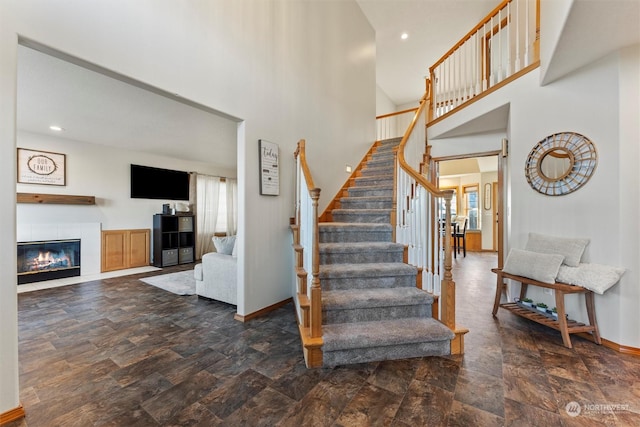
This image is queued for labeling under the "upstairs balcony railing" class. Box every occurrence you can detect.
[429,0,540,121]
[376,106,419,141]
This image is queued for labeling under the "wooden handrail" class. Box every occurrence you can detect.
[428,0,540,122]
[294,139,316,191]
[430,0,510,72]
[395,83,466,353]
[376,107,418,121]
[396,89,454,201]
[292,139,323,366]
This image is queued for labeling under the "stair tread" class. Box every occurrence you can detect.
[362,163,393,172]
[332,208,392,213]
[355,174,394,180]
[340,196,392,202]
[320,222,392,230]
[319,242,403,252]
[323,317,454,351]
[348,184,393,190]
[323,287,433,310]
[295,135,452,365]
[319,263,417,278]
[369,154,394,161]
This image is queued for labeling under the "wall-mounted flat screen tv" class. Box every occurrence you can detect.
[130,164,190,201]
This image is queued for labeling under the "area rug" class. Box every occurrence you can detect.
[139,270,195,295]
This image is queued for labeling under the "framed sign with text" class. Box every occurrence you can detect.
[259,139,279,196]
[17,148,66,186]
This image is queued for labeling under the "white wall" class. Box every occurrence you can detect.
[376,84,396,116]
[617,45,640,347]
[539,0,574,83]
[481,171,498,251]
[0,0,375,415]
[0,0,374,413]
[0,21,19,415]
[16,131,234,230]
[16,131,235,272]
[427,51,639,348]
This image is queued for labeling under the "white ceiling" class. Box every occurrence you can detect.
[17,44,239,168]
[356,0,498,106]
[16,1,640,168]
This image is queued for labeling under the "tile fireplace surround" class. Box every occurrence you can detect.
[17,222,101,279]
[16,222,161,293]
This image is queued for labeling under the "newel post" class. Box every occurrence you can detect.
[441,193,455,330]
[309,188,322,338]
[426,76,434,122]
[441,190,468,354]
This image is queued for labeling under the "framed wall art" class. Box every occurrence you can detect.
[484,183,491,210]
[17,148,66,186]
[525,132,597,196]
[259,139,279,196]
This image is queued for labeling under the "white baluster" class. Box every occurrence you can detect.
[481,22,489,91]
[498,7,503,83]
[515,0,521,72]
[525,0,530,67]
[506,2,511,78]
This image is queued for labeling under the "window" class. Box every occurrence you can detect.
[196,176,237,237]
[463,184,479,230]
[214,182,228,233]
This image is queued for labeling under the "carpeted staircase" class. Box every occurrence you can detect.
[319,137,454,366]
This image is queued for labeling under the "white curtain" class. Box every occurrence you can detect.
[195,174,221,259]
[225,178,238,236]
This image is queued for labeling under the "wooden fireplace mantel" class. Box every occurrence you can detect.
[17,193,96,205]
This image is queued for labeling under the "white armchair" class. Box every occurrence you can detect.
[193,236,237,305]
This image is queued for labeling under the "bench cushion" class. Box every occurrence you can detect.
[557,263,625,295]
[525,232,589,267]
[503,248,564,284]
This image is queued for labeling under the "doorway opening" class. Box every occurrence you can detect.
[433,151,503,267]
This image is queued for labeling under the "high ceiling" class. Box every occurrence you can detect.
[356,0,498,105]
[17,44,239,168]
[15,1,640,166]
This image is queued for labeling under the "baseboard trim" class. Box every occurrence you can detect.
[0,405,25,425]
[577,333,640,356]
[234,298,293,322]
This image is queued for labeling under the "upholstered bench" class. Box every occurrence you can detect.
[492,233,624,348]
[492,268,601,348]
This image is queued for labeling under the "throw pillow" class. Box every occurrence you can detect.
[557,263,625,295]
[212,235,236,255]
[503,248,564,284]
[525,232,590,267]
[231,237,238,258]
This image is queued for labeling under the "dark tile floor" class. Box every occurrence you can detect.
[7,253,640,426]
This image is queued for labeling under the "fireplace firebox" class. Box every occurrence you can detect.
[17,239,81,284]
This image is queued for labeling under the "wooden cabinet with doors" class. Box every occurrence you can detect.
[101,229,150,272]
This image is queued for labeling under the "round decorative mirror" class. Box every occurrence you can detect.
[525,132,597,196]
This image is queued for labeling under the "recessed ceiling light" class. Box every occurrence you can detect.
[401,32,409,40]
[49,125,64,131]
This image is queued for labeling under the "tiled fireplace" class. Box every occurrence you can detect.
[17,222,101,283]
[17,239,81,284]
